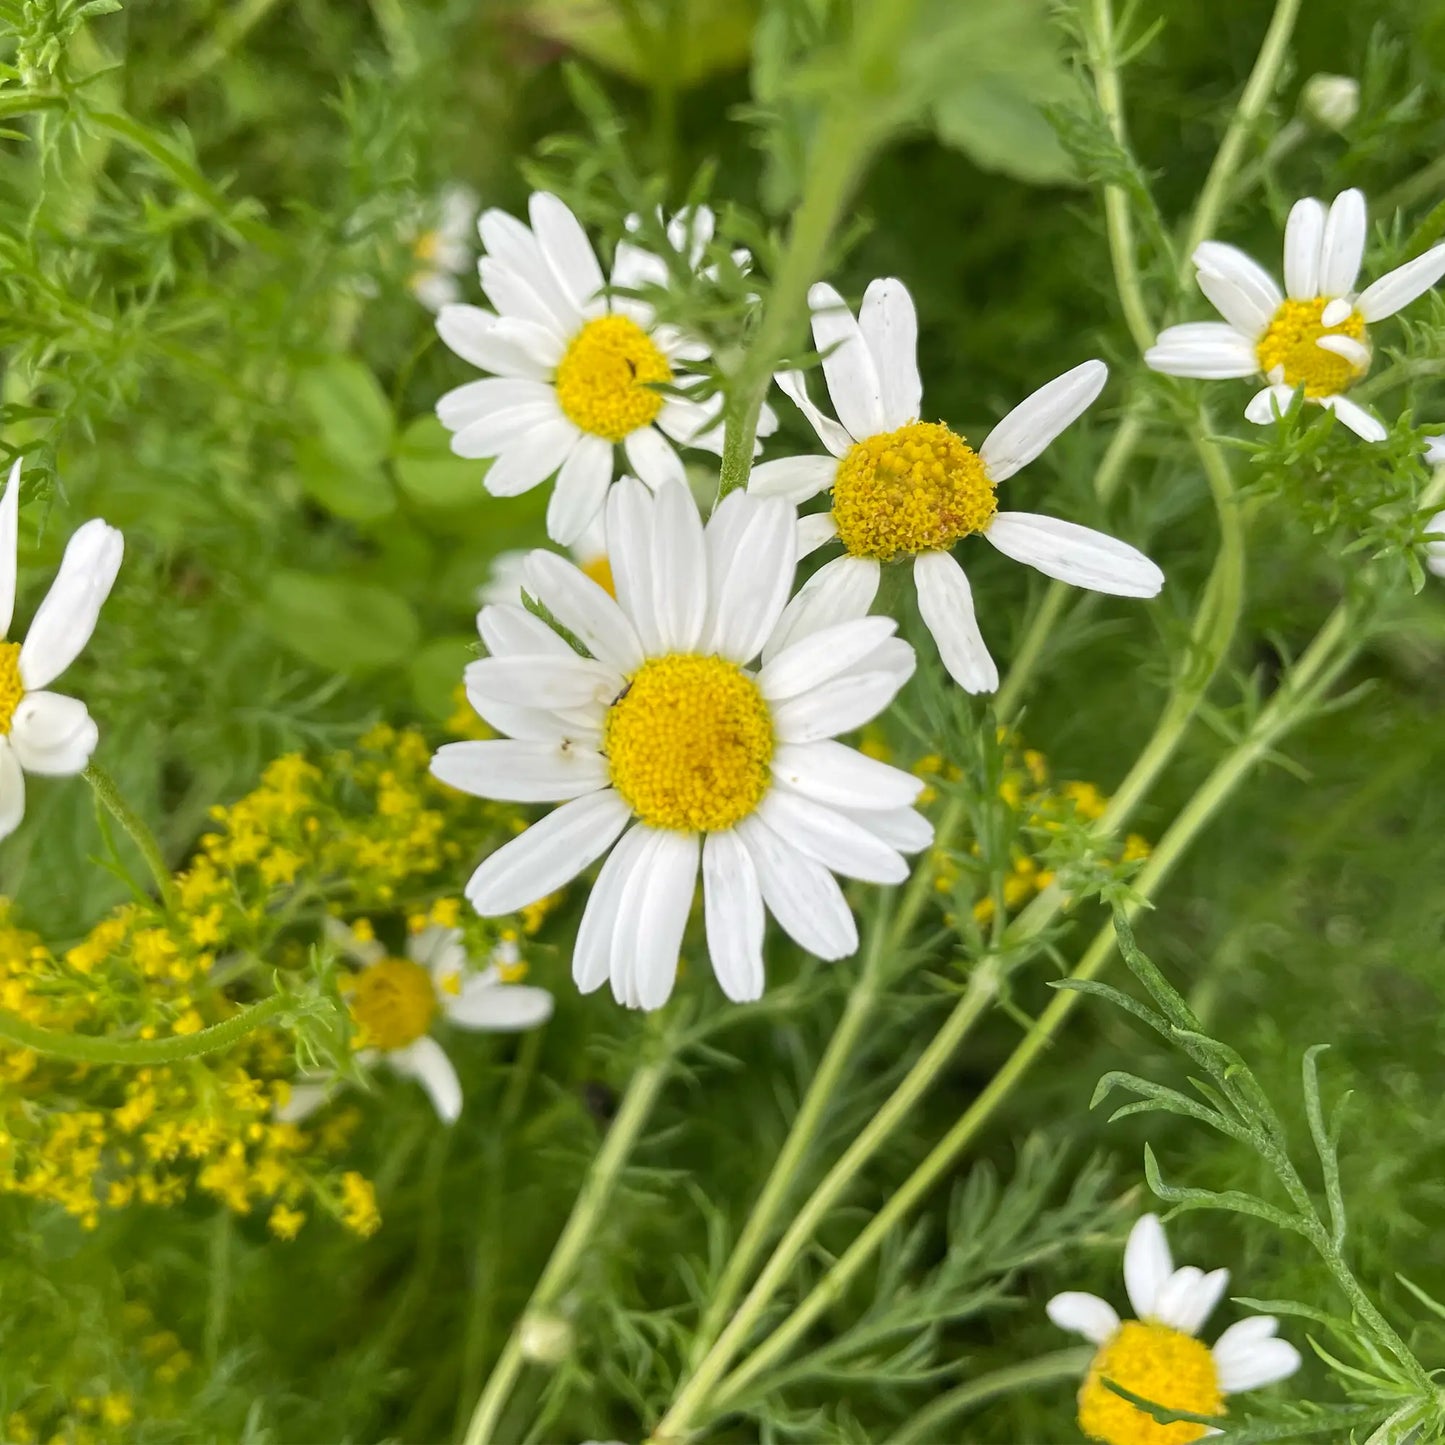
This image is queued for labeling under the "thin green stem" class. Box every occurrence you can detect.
[0,993,288,1065]
[460,1049,673,1445]
[84,762,180,914]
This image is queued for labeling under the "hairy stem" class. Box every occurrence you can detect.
[84,762,180,915]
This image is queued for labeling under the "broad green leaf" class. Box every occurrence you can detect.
[931,75,1076,186]
[261,571,420,675]
[295,438,396,522]
[295,359,394,468]
[393,414,490,510]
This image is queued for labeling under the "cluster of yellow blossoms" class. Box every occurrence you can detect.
[0,724,536,1239]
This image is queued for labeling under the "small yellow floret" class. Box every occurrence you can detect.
[1255,298,1368,397]
[0,641,23,734]
[554,314,672,442]
[832,420,996,560]
[1077,1320,1223,1445]
[605,654,773,832]
[346,957,437,1051]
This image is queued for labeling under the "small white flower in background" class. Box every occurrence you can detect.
[481,513,612,606]
[408,184,478,313]
[434,193,775,546]
[1048,1213,1301,1445]
[1421,438,1445,577]
[749,279,1163,695]
[281,919,553,1125]
[0,459,123,843]
[1145,188,1445,442]
[432,478,931,1010]
[1301,73,1359,132]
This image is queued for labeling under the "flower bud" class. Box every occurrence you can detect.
[1301,74,1359,131]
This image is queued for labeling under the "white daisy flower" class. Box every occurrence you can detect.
[434,193,773,547]
[409,184,478,312]
[481,513,612,606]
[282,920,554,1125]
[0,459,123,843]
[1047,1213,1301,1445]
[431,477,931,1010]
[748,279,1163,694]
[1145,189,1445,443]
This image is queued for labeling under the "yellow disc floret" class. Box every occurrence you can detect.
[0,641,22,734]
[605,654,773,832]
[346,957,438,1051]
[1255,298,1368,397]
[581,554,616,597]
[1077,1320,1224,1445]
[555,314,672,442]
[831,420,996,561]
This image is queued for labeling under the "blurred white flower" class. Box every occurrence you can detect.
[432,478,930,1009]
[1147,188,1445,442]
[750,279,1162,694]
[1301,73,1359,132]
[481,513,611,606]
[409,184,477,312]
[1048,1213,1301,1445]
[0,459,123,842]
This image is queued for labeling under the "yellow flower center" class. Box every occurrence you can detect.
[604,654,773,833]
[554,315,672,442]
[1077,1320,1224,1445]
[581,554,616,597]
[832,420,997,561]
[0,642,22,734]
[412,230,440,264]
[347,957,438,1051]
[1254,298,1369,397]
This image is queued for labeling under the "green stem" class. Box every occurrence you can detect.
[883,1348,1093,1445]
[0,993,288,1065]
[460,1050,673,1445]
[155,0,287,100]
[84,762,180,914]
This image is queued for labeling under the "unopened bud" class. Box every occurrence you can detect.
[519,1310,573,1365]
[1302,74,1359,132]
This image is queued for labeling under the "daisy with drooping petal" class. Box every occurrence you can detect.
[434,193,774,546]
[283,920,553,1125]
[431,477,931,1010]
[749,280,1163,694]
[1048,1213,1301,1445]
[1146,189,1445,442]
[0,459,124,843]
[408,184,478,312]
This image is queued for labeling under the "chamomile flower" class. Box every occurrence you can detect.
[408,184,477,312]
[749,280,1163,693]
[432,477,931,1009]
[1145,189,1445,442]
[1048,1214,1301,1445]
[283,920,553,1125]
[0,459,123,842]
[435,194,771,546]
[482,514,612,605]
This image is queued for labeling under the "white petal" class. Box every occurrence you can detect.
[389,1037,463,1125]
[858,277,922,430]
[772,740,923,810]
[612,828,698,1011]
[572,822,648,994]
[275,1080,334,1124]
[1170,1267,1230,1337]
[1315,334,1370,368]
[1153,1266,1205,1332]
[444,977,554,1031]
[325,915,385,967]
[748,453,838,503]
[1124,1213,1173,1319]
[736,814,858,960]
[651,480,708,651]
[772,668,909,743]
[762,554,879,663]
[1319,392,1387,442]
[604,476,663,653]
[451,402,564,459]
[979,360,1108,482]
[656,393,725,452]
[1046,1292,1120,1345]
[796,511,839,559]
[1319,189,1366,297]
[702,830,765,1002]
[477,601,574,659]
[757,789,908,883]
[1193,241,1283,332]
[478,209,579,330]
[1426,507,1445,578]
[702,494,797,663]
[486,421,578,500]
[522,549,643,672]
[1196,272,1273,340]
[913,550,998,694]
[7,691,98,776]
[478,257,572,335]
[834,803,932,852]
[437,376,556,431]
[436,305,559,377]
[545,434,615,547]
[410,924,466,975]
[412,271,461,313]
[1214,1322,1301,1394]
[1283,197,1326,299]
[430,738,609,803]
[529,192,605,311]
[775,369,854,458]
[466,790,631,914]
[18,518,123,690]
[624,426,685,489]
[0,738,25,843]
[0,458,19,639]
[809,281,885,440]
[757,617,898,702]
[985,513,1163,597]
[1321,297,1353,327]
[464,654,619,712]
[1356,243,1445,320]
[1144,325,1261,379]
[1244,382,1298,425]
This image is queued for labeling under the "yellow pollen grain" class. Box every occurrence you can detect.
[346,957,438,1051]
[1255,298,1368,398]
[554,314,672,442]
[1077,1320,1224,1445]
[605,653,773,833]
[831,420,996,561]
[0,641,23,734]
